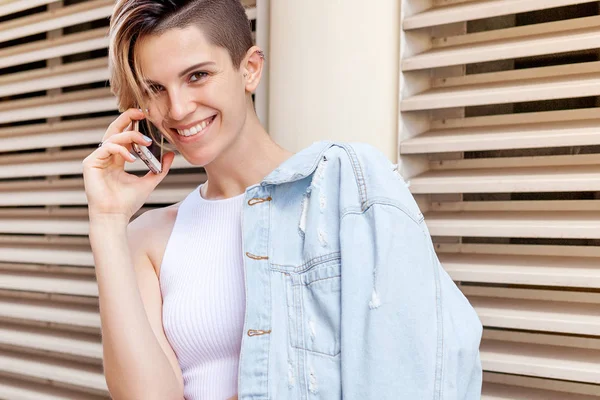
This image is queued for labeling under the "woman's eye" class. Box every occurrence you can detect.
[149,84,164,94]
[189,72,208,82]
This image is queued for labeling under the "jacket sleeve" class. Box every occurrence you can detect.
[339,201,483,399]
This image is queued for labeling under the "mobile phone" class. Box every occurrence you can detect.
[132,119,163,174]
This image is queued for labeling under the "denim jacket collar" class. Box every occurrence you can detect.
[260,140,333,186]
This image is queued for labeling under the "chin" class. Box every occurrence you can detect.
[178,141,225,168]
[181,150,216,168]
[172,120,241,168]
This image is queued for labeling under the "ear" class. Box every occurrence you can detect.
[240,45,264,93]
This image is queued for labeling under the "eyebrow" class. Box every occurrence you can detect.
[144,61,216,86]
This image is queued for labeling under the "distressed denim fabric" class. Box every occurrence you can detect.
[237,141,482,399]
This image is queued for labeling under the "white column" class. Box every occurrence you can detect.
[255,0,270,129]
[268,0,400,161]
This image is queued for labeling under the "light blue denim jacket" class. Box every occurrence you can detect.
[238,141,482,399]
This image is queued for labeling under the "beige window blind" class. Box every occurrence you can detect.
[401,0,600,398]
[0,1,256,398]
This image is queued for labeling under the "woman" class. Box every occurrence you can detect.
[83,0,483,399]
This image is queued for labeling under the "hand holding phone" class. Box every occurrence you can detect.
[131,119,164,174]
[83,108,175,222]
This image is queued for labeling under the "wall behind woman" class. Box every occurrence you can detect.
[399,1,600,398]
[268,0,401,161]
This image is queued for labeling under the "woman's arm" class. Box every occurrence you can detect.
[90,214,184,400]
[83,108,181,399]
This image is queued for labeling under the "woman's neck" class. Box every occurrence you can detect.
[201,113,294,200]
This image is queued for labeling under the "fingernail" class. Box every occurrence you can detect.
[129,152,136,161]
[142,134,152,142]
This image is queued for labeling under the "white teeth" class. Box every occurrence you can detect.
[176,116,213,137]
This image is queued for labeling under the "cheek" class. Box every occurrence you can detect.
[214,85,246,121]
[154,122,175,144]
[215,75,246,104]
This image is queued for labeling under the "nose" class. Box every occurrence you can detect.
[166,87,195,121]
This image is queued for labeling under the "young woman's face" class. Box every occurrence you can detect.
[136,25,249,166]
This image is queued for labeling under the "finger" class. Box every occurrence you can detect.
[161,151,176,173]
[96,142,137,164]
[104,130,153,151]
[103,108,146,141]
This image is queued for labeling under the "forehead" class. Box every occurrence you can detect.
[136,25,229,79]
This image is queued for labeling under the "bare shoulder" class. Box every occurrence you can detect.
[127,202,181,275]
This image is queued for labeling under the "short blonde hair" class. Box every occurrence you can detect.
[109,0,254,111]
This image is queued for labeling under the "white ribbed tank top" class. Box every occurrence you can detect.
[159,184,246,400]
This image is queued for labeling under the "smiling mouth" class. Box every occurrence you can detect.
[173,115,216,137]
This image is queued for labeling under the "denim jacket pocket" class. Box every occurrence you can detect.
[286,256,341,357]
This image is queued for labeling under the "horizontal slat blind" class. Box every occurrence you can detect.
[401,1,600,398]
[0,1,257,397]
